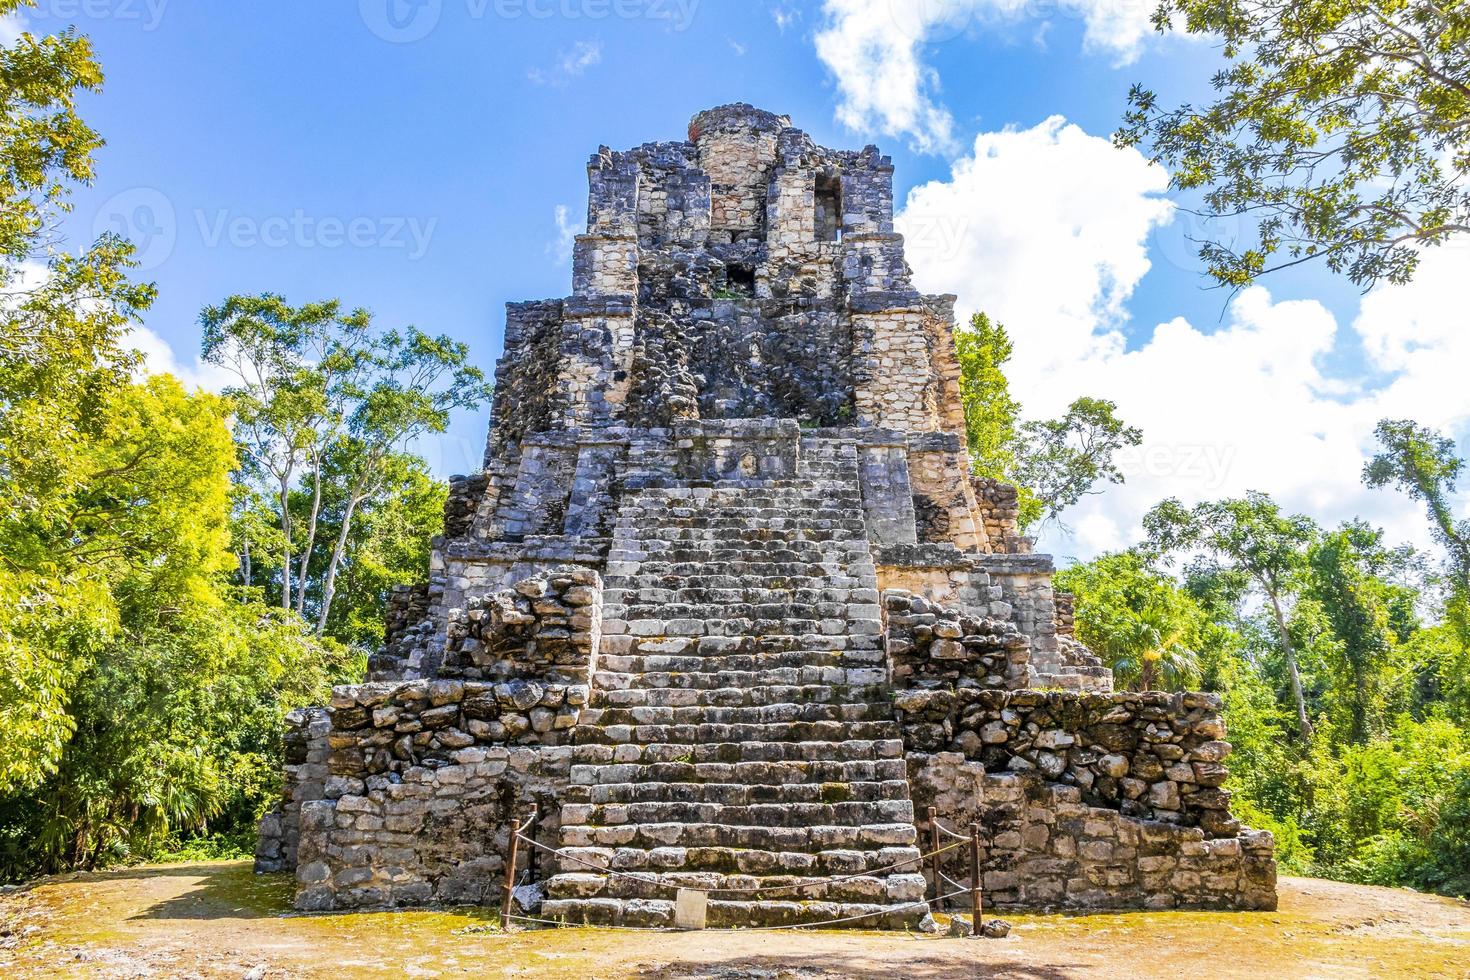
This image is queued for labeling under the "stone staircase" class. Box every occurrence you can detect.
[542,439,929,928]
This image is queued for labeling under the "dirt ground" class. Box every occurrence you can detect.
[1,862,1467,979]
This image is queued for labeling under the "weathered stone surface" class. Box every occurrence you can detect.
[259,103,1274,924]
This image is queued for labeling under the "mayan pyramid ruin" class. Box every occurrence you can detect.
[255,104,1277,928]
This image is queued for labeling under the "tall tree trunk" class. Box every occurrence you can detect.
[315,493,362,636]
[278,475,293,611]
[241,536,252,588]
[1268,591,1314,747]
[294,452,323,617]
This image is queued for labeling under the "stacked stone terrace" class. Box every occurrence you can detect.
[258,105,1275,923]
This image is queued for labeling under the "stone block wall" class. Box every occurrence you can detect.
[291,678,585,910]
[896,689,1244,836]
[971,477,1031,555]
[439,567,602,687]
[908,755,1276,911]
[883,590,1029,691]
[254,707,329,875]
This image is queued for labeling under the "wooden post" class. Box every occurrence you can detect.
[500,806,526,930]
[969,822,983,937]
[927,805,943,911]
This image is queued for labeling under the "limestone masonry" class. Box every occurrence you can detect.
[255,104,1276,928]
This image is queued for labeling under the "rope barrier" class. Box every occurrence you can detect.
[516,831,966,897]
[930,818,970,842]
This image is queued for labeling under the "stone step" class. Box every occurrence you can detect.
[581,701,895,728]
[564,776,911,806]
[594,651,885,676]
[593,683,889,709]
[546,869,926,905]
[554,819,919,852]
[604,587,879,605]
[570,738,906,767]
[591,667,882,692]
[550,845,921,879]
[555,798,915,829]
[539,896,928,930]
[613,601,881,622]
[572,719,901,745]
[603,618,872,640]
[567,757,908,789]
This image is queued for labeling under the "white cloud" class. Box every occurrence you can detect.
[549,204,583,265]
[813,0,1163,152]
[527,40,603,87]
[894,116,1470,562]
[0,8,24,45]
[898,115,1173,391]
[128,325,233,392]
[771,4,799,33]
[814,0,959,155]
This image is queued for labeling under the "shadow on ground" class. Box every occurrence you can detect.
[628,951,1087,980]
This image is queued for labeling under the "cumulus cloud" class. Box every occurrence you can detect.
[814,0,959,155]
[128,325,234,392]
[528,40,603,87]
[898,116,1173,392]
[814,0,1162,152]
[893,116,1470,561]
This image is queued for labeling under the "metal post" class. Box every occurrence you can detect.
[500,805,527,930]
[969,822,983,937]
[927,805,943,911]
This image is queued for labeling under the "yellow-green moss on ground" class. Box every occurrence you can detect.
[1,862,1467,978]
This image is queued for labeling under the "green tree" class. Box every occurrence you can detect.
[1014,397,1143,529]
[305,454,445,646]
[1364,420,1470,603]
[0,2,156,793]
[202,295,491,634]
[954,313,1025,495]
[1306,522,1418,743]
[953,312,1141,530]
[1146,493,1321,745]
[1118,0,1470,289]
[1057,551,1204,691]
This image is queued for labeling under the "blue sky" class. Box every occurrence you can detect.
[14,0,1467,561]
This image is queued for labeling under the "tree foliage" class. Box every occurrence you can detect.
[1118,0,1470,289]
[202,294,490,635]
[0,8,352,877]
[953,311,1142,530]
[1056,551,1205,691]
